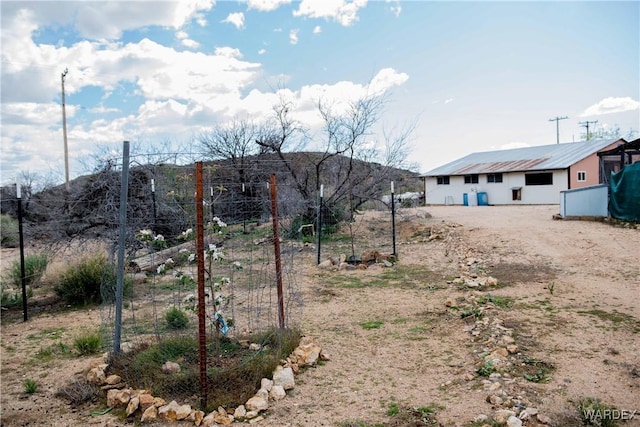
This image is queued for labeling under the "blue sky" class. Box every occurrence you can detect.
[1,0,639,187]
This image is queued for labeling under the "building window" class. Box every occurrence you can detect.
[436,176,450,185]
[525,172,553,185]
[487,173,503,183]
[464,174,479,184]
[577,171,586,182]
[512,188,522,201]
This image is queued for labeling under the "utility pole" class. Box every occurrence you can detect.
[579,120,598,141]
[61,68,70,192]
[548,116,568,144]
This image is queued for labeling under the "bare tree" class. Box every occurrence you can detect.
[198,118,266,184]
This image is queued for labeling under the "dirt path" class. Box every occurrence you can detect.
[1,205,639,426]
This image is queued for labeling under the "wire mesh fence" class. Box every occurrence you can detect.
[2,146,411,411]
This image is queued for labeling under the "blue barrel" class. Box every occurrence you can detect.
[477,192,488,206]
[463,193,468,206]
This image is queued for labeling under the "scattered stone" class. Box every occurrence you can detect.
[249,343,262,351]
[494,409,516,424]
[233,405,247,421]
[518,411,531,420]
[269,385,286,401]
[158,400,191,421]
[186,410,204,426]
[153,397,166,407]
[104,374,122,385]
[245,389,269,412]
[489,382,502,392]
[161,361,181,374]
[107,388,131,408]
[272,365,295,390]
[506,345,518,354]
[126,395,140,417]
[249,415,265,424]
[487,395,503,406]
[473,414,489,423]
[317,259,334,269]
[339,262,356,270]
[507,415,523,427]
[140,405,158,423]
[209,407,232,425]
[260,378,273,392]
[86,365,107,384]
[245,410,260,420]
[292,340,322,366]
[138,393,155,412]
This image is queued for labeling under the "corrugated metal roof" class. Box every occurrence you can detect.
[423,138,624,176]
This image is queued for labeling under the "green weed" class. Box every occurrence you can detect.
[23,379,38,394]
[360,320,383,330]
[476,360,495,377]
[165,306,189,330]
[74,331,102,356]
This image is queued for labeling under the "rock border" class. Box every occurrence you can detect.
[83,336,328,425]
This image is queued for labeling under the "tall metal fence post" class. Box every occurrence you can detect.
[391,181,397,257]
[113,140,130,356]
[151,178,157,231]
[270,174,285,329]
[16,183,27,322]
[195,162,208,409]
[316,185,323,265]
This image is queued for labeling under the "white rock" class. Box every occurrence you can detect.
[245,389,269,412]
[161,361,181,374]
[272,366,295,390]
[126,395,139,417]
[260,378,273,391]
[140,405,158,422]
[233,405,247,420]
[494,409,516,424]
[269,385,286,401]
[507,415,523,427]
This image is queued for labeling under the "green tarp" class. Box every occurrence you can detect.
[609,162,640,222]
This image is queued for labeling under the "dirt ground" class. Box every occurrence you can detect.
[1,205,639,426]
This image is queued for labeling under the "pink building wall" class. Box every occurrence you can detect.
[568,140,624,189]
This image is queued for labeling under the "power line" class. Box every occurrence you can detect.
[61,68,70,192]
[579,120,598,141]
[548,116,569,144]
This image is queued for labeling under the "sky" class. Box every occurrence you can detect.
[1,0,639,187]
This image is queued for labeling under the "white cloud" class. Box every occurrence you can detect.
[258,48,267,55]
[313,25,322,34]
[386,0,402,17]
[0,2,413,183]
[293,0,367,26]
[215,47,243,59]
[0,1,215,40]
[289,29,299,45]
[182,39,200,49]
[246,0,292,12]
[444,98,453,104]
[368,68,409,95]
[580,97,640,117]
[222,12,245,29]
[176,30,200,48]
[89,106,120,114]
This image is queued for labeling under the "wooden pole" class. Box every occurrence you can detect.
[270,174,285,329]
[195,162,208,409]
